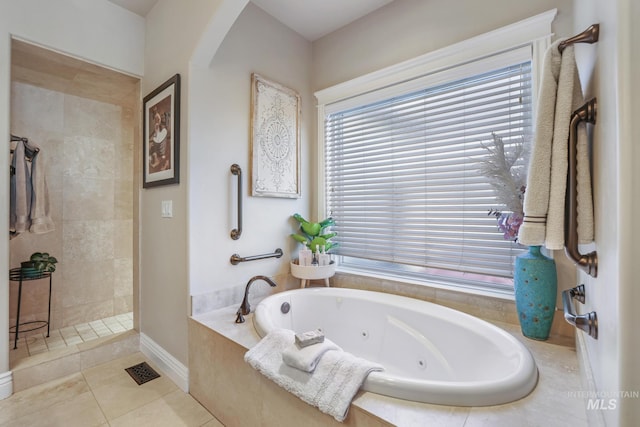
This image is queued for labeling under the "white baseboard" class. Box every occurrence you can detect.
[140,333,189,393]
[576,331,605,426]
[0,370,12,400]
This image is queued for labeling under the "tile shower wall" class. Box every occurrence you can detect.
[9,82,133,333]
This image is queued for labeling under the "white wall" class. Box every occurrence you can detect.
[574,0,640,425]
[312,0,574,92]
[141,0,226,368]
[0,0,144,400]
[0,5,11,400]
[188,2,312,297]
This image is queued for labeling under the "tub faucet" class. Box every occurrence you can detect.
[235,275,277,323]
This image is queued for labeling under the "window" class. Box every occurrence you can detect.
[316,11,555,296]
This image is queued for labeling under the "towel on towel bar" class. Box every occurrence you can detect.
[245,329,383,422]
[282,337,342,373]
[518,40,594,249]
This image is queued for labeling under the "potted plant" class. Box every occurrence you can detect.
[289,214,337,286]
[29,252,58,273]
[290,213,337,252]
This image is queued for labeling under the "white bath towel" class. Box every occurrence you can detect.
[282,337,342,373]
[518,40,594,249]
[245,329,383,422]
[29,149,55,234]
[10,141,32,236]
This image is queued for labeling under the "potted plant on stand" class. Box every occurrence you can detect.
[21,252,58,278]
[289,214,337,287]
[479,133,557,341]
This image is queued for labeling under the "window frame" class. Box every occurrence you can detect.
[314,9,557,299]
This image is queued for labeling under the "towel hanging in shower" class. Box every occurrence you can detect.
[10,138,55,238]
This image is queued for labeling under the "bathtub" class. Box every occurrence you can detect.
[253,287,538,406]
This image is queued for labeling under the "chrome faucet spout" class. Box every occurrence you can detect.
[235,275,278,323]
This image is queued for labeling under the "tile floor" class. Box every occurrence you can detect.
[0,352,223,427]
[10,313,134,363]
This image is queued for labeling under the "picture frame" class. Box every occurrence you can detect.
[143,74,180,188]
[250,73,301,198]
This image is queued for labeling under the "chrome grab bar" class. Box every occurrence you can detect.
[564,98,598,277]
[230,248,283,265]
[230,164,242,240]
[562,285,597,339]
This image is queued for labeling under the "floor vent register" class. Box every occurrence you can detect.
[125,362,161,385]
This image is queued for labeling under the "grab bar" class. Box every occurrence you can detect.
[230,164,242,240]
[564,98,598,277]
[562,285,598,339]
[230,248,283,265]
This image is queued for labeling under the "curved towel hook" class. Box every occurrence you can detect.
[564,98,597,277]
[230,164,242,240]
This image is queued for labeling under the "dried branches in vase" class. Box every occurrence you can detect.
[479,133,529,241]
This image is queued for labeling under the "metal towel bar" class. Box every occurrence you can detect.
[564,98,598,277]
[230,164,242,240]
[558,24,600,53]
[230,248,283,265]
[562,285,598,339]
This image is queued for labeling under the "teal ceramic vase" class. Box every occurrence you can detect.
[514,245,557,340]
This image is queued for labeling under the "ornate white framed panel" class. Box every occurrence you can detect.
[250,73,301,198]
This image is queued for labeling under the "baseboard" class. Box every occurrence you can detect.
[0,370,12,400]
[576,331,606,426]
[140,333,189,392]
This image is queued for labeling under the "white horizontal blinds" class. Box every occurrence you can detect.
[325,60,532,278]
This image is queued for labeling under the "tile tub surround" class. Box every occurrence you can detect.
[190,305,587,427]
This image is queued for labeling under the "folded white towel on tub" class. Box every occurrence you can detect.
[282,337,342,373]
[245,329,383,422]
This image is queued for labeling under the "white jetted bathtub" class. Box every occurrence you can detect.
[253,287,538,406]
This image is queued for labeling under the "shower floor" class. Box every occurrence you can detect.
[9,312,133,362]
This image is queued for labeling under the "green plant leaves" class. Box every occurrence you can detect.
[29,252,58,272]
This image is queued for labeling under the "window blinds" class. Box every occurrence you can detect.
[325,61,532,280]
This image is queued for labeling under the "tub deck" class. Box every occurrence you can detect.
[189,305,587,427]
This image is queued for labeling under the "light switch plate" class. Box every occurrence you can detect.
[161,200,173,218]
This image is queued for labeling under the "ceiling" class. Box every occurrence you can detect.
[250,0,394,41]
[107,0,394,41]
[107,0,159,18]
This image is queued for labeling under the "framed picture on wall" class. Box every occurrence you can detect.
[250,73,301,198]
[143,74,180,188]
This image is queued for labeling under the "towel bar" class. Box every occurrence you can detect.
[562,285,597,339]
[230,164,242,240]
[564,98,598,277]
[558,24,600,53]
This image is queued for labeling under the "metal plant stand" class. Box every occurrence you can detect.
[9,268,52,349]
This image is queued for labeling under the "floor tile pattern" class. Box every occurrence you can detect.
[0,352,222,427]
[10,313,133,361]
